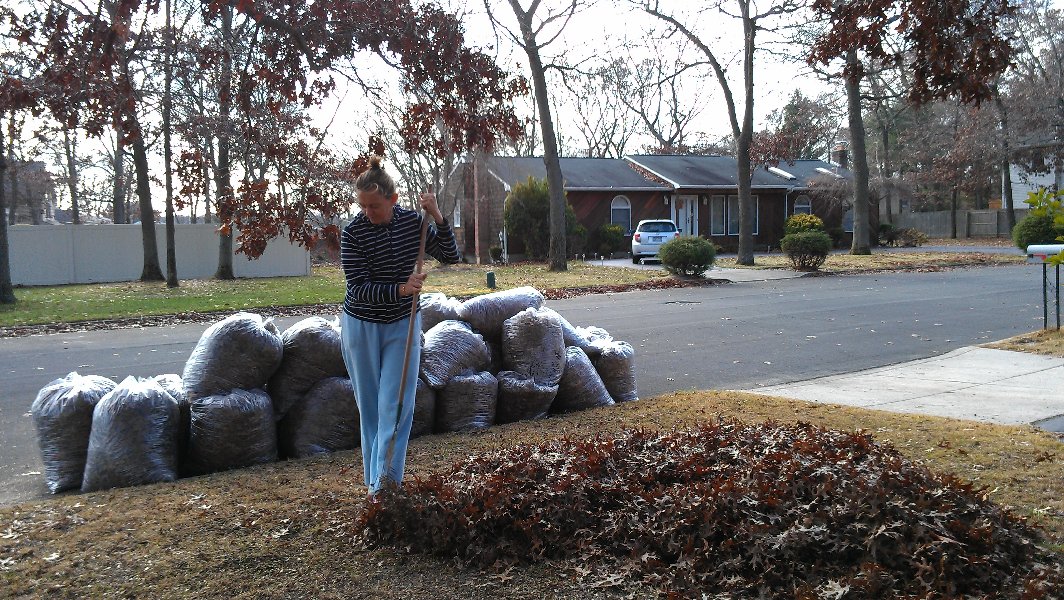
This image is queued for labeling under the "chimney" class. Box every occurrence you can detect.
[831,141,848,169]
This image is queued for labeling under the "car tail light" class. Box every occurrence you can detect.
[634,233,641,242]
[674,232,680,238]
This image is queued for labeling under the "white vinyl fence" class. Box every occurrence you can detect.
[9,224,311,286]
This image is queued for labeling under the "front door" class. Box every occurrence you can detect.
[675,195,698,235]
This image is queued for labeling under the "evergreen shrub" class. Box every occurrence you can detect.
[658,236,716,277]
[780,230,832,271]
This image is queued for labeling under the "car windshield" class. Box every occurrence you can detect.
[639,222,676,233]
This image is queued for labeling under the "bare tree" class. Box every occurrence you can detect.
[640,0,805,265]
[608,52,707,153]
[484,0,588,271]
[562,59,641,158]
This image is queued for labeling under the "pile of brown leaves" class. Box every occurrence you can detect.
[359,421,1062,598]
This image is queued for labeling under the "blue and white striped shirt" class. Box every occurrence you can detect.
[341,205,461,323]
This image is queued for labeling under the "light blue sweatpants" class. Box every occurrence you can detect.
[340,312,420,494]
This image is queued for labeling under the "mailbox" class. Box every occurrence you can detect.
[1028,244,1063,331]
[1026,244,1064,264]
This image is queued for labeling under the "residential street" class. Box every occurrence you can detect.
[0,263,1047,506]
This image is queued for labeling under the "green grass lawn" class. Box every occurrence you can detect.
[0,262,667,327]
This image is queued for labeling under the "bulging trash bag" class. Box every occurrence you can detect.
[278,377,358,459]
[553,347,615,414]
[411,378,436,438]
[496,371,557,424]
[420,320,491,389]
[538,306,614,358]
[268,317,347,419]
[501,307,565,386]
[420,292,463,333]
[184,388,277,475]
[436,371,497,433]
[538,307,600,356]
[81,376,180,492]
[31,372,116,493]
[152,374,191,470]
[182,312,284,400]
[456,286,544,342]
[593,341,638,403]
[579,326,615,357]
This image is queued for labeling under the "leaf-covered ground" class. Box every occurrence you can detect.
[361,422,1061,597]
[2,392,1061,599]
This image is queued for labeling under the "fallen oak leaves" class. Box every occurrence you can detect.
[357,421,1063,598]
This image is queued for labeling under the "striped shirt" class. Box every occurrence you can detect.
[340,205,461,323]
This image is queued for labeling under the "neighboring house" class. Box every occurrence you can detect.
[1008,164,1057,206]
[625,155,855,251]
[2,160,56,225]
[452,154,856,259]
[452,155,671,261]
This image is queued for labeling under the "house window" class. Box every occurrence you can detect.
[727,195,759,236]
[792,195,812,215]
[611,195,632,233]
[842,204,854,233]
[710,195,725,235]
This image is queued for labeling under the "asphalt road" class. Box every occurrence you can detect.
[0,263,1046,506]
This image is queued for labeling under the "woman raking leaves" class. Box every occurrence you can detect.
[340,156,460,499]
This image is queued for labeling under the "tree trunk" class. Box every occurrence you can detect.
[6,118,16,225]
[63,129,80,225]
[735,0,757,266]
[131,133,164,281]
[846,50,872,255]
[880,122,893,225]
[215,5,235,280]
[163,0,178,288]
[521,31,567,272]
[0,119,15,304]
[113,128,126,224]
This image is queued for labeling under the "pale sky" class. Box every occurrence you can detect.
[317,0,837,158]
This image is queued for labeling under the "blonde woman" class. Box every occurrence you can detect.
[340,156,460,498]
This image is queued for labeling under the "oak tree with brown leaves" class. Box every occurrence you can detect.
[8,0,525,274]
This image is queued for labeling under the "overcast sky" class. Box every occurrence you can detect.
[317,0,836,157]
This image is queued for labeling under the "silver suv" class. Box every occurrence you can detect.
[631,219,679,263]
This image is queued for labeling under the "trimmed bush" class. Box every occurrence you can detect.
[658,235,716,277]
[783,213,825,235]
[1013,212,1063,251]
[780,230,832,271]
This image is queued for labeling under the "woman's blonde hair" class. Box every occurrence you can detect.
[354,155,397,199]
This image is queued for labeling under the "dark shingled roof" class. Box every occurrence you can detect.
[626,155,789,189]
[483,156,670,192]
[760,159,854,189]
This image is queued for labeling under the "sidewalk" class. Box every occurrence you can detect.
[744,347,1064,432]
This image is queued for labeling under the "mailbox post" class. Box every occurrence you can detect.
[1026,244,1064,330]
